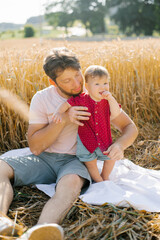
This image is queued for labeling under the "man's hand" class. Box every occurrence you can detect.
[67,106,91,126]
[103,142,124,161]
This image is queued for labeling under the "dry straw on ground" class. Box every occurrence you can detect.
[0,38,160,239]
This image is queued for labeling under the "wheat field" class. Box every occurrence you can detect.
[0,38,160,239]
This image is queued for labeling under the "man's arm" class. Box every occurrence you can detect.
[28,106,91,155]
[103,110,138,161]
[27,121,66,156]
[102,91,121,120]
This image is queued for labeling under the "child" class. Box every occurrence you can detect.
[52,65,121,182]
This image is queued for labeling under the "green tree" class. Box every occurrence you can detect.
[107,0,158,36]
[45,0,107,34]
[45,0,75,34]
[73,0,107,34]
[24,25,35,38]
[45,11,74,35]
[154,0,160,32]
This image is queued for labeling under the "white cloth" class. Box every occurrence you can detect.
[1,148,160,212]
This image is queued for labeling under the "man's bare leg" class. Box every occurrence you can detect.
[0,160,14,215]
[38,174,85,224]
[17,175,81,239]
[0,160,23,237]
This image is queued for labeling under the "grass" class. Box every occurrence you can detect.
[0,38,159,239]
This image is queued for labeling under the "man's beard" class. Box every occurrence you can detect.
[57,83,83,97]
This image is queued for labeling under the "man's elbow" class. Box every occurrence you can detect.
[28,141,42,156]
[134,124,139,139]
[30,148,42,156]
[127,122,139,139]
[135,124,139,135]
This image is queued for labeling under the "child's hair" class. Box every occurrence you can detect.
[84,65,110,83]
[43,47,80,82]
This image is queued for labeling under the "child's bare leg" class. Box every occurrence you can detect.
[84,159,103,182]
[101,159,116,181]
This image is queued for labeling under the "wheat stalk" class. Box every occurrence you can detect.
[0,88,29,122]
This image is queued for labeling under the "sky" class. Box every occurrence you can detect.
[0,0,48,24]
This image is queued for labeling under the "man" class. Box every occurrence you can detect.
[0,47,138,240]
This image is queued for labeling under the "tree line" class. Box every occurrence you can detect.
[45,0,160,36]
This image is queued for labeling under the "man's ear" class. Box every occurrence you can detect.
[49,79,56,86]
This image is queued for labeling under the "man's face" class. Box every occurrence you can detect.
[55,68,84,98]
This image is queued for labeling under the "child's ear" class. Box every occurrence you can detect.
[49,79,56,86]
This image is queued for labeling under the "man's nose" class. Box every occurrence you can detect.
[73,77,81,88]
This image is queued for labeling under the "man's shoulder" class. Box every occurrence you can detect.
[32,86,55,99]
[35,85,54,95]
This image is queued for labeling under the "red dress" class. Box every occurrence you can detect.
[67,93,113,153]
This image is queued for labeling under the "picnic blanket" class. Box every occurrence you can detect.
[1,148,160,212]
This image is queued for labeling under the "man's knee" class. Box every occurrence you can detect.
[57,174,84,195]
[0,160,14,179]
[66,174,84,189]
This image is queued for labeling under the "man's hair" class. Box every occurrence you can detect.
[43,47,81,82]
[84,65,110,83]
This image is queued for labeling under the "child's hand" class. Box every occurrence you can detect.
[52,113,62,124]
[101,91,112,100]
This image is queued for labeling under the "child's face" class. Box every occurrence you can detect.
[85,75,109,101]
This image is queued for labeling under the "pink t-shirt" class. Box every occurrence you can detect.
[67,93,113,153]
[29,86,78,154]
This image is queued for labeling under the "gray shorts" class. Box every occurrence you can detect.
[77,135,110,162]
[1,152,91,192]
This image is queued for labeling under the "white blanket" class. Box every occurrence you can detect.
[1,148,160,212]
